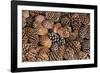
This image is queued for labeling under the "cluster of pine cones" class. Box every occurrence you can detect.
[22,10,90,62]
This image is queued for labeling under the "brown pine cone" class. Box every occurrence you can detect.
[57,27,69,38]
[36,25,48,35]
[64,47,75,60]
[22,10,29,28]
[39,35,52,48]
[42,20,54,29]
[29,10,44,16]
[53,23,61,33]
[49,45,65,61]
[81,40,90,53]
[35,15,45,23]
[79,25,90,39]
[71,13,82,31]
[45,12,61,22]
[78,51,90,59]
[80,14,90,25]
[22,10,29,18]
[67,41,81,54]
[61,16,70,26]
[28,34,39,47]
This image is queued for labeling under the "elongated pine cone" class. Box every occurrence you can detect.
[42,20,54,29]
[71,13,82,31]
[81,40,90,53]
[79,25,90,39]
[45,12,61,22]
[39,35,52,48]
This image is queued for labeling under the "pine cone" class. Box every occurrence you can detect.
[71,13,82,31]
[61,16,70,26]
[48,32,65,45]
[22,10,29,18]
[28,34,39,47]
[64,47,75,60]
[53,23,61,33]
[25,16,33,27]
[57,27,69,38]
[49,45,65,61]
[78,51,89,59]
[35,15,45,23]
[67,41,81,54]
[79,25,90,39]
[80,14,90,25]
[36,25,48,35]
[42,20,54,29]
[29,10,44,16]
[39,35,52,48]
[81,40,90,53]
[45,12,61,22]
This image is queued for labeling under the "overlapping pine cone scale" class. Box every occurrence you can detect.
[22,10,90,62]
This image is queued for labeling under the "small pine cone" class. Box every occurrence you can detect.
[68,41,81,54]
[57,27,69,38]
[53,23,61,33]
[48,32,65,45]
[71,13,82,31]
[36,25,48,35]
[64,47,75,60]
[84,25,90,39]
[50,43,59,51]
[49,51,62,61]
[22,10,29,28]
[35,15,45,23]
[42,20,54,29]
[61,16,70,26]
[23,27,37,37]
[39,35,52,48]
[28,34,39,47]
[49,45,65,61]
[39,47,50,55]
[26,16,33,27]
[22,43,32,53]
[80,14,90,25]
[25,52,37,62]
[45,12,61,22]
[29,10,44,16]
[81,40,90,53]
[22,35,28,44]
[48,32,60,43]
[78,51,89,59]
[66,30,78,41]
[58,45,65,59]
[22,16,27,28]
[79,25,90,39]
[64,25,72,32]
[22,10,29,18]
[36,53,49,61]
